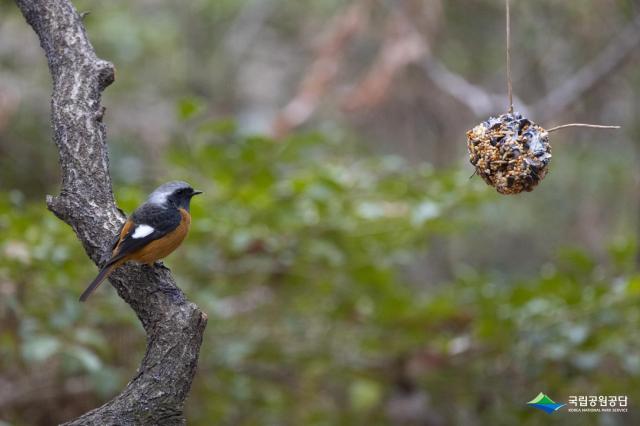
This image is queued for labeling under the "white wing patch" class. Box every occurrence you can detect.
[131,224,154,239]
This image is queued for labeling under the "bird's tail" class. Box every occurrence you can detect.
[79,260,121,302]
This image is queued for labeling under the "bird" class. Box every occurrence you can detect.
[79,181,202,301]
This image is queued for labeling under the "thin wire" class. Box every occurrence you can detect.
[547,123,621,133]
[506,0,513,113]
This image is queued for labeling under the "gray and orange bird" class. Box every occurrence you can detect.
[79,181,202,301]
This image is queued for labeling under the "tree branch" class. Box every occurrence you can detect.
[421,57,530,117]
[14,1,207,424]
[422,13,640,121]
[271,0,370,138]
[533,13,640,122]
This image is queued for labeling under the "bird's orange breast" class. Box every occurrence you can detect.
[128,208,191,265]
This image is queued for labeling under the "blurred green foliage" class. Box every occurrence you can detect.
[2,0,640,424]
[172,120,488,424]
[2,117,640,424]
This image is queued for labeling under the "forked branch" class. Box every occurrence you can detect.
[14,0,207,424]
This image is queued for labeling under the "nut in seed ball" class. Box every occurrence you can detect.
[466,112,551,194]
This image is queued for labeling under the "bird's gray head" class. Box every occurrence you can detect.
[148,181,202,211]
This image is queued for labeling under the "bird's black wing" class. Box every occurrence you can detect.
[80,205,181,301]
[108,204,181,264]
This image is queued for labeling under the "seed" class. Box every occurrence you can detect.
[466,111,552,195]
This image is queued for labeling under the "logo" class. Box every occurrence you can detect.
[527,392,566,414]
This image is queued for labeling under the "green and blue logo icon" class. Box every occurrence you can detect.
[527,392,566,414]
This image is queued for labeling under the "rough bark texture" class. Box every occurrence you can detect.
[13,1,208,424]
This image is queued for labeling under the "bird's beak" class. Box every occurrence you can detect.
[192,190,203,196]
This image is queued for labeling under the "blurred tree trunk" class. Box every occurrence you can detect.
[13,0,207,424]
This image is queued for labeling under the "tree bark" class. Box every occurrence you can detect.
[13,1,208,424]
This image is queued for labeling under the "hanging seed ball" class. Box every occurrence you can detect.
[466,111,552,195]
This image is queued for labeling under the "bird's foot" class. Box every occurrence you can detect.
[153,261,169,270]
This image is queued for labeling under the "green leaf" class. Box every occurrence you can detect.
[349,378,382,412]
[177,97,204,121]
[66,345,102,372]
[21,336,60,363]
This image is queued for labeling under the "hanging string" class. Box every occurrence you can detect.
[506,0,513,113]
[547,123,620,133]
[504,0,619,133]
